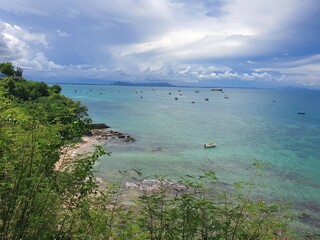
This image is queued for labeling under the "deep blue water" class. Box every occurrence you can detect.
[61,85,320,233]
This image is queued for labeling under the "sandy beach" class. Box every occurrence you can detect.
[55,128,135,171]
[55,135,106,171]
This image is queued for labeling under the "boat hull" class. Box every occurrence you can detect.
[204,142,216,148]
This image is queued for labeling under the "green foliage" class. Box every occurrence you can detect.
[0,68,100,239]
[0,117,106,239]
[15,67,23,78]
[23,94,91,139]
[50,84,62,94]
[0,77,50,100]
[127,169,293,240]
[0,62,15,76]
[0,71,90,140]
[0,62,23,77]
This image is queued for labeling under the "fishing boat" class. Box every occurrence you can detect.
[204,142,216,148]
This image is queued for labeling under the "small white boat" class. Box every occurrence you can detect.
[204,142,216,148]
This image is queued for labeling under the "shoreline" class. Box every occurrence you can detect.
[55,128,135,171]
[55,128,186,194]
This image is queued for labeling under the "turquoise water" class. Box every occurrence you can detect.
[61,85,320,231]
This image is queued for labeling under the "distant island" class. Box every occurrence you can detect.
[111,81,175,87]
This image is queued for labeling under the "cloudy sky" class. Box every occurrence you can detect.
[0,0,320,88]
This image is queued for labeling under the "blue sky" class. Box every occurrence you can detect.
[0,0,320,88]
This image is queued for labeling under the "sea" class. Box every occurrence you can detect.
[61,84,320,234]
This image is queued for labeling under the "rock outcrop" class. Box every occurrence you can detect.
[91,129,135,142]
[88,123,110,129]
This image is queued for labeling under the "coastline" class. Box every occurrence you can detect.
[55,135,103,171]
[55,128,186,194]
[55,128,135,171]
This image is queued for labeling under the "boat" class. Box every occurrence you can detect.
[297,112,306,115]
[204,97,209,101]
[204,142,216,148]
[211,88,223,91]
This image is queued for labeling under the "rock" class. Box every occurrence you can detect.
[88,123,110,129]
[84,130,93,136]
[125,135,135,142]
[89,128,135,143]
[126,179,187,193]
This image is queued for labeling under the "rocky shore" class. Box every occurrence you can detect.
[55,124,135,171]
[55,124,185,195]
[126,179,187,193]
[90,129,135,142]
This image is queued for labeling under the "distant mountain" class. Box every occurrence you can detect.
[111,81,175,87]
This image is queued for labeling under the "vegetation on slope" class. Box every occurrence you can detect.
[0,63,294,239]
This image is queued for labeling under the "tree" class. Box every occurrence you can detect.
[15,67,23,77]
[50,84,62,94]
[0,62,15,76]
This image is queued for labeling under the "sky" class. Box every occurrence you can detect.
[0,0,320,88]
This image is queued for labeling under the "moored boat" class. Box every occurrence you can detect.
[204,142,216,148]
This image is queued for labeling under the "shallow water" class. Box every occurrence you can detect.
[62,85,320,233]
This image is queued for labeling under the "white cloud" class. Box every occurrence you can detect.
[116,28,255,63]
[255,55,320,75]
[13,52,64,77]
[254,55,320,87]
[179,66,191,74]
[0,21,62,76]
[111,0,315,63]
[56,29,70,38]
[193,70,273,81]
[246,60,257,64]
[0,21,48,62]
